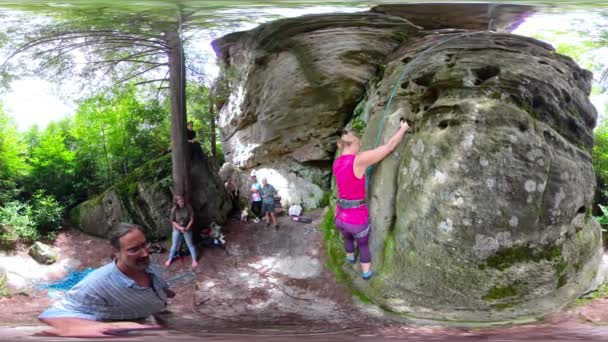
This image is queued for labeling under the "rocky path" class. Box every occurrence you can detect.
[2,210,608,340]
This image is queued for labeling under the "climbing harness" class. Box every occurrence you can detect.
[337,198,366,209]
[353,224,371,239]
[365,30,493,189]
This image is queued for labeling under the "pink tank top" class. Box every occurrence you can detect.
[333,154,369,224]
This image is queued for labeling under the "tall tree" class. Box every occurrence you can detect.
[0,3,209,199]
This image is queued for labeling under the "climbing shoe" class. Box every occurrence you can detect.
[346,255,356,264]
[275,224,279,230]
[362,270,374,280]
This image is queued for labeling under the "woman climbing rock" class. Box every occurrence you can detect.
[333,120,409,280]
[165,195,198,268]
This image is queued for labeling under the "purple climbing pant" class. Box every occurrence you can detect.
[334,217,371,263]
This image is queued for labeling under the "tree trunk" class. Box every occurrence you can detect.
[166,28,189,199]
[209,93,217,158]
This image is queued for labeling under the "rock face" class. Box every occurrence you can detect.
[212,13,421,208]
[214,5,602,323]
[371,3,534,32]
[28,242,58,265]
[341,31,601,322]
[70,154,231,240]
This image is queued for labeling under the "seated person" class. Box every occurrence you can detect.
[187,121,204,160]
[38,223,175,338]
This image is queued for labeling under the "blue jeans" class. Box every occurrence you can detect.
[168,229,197,261]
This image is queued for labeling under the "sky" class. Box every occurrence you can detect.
[1,6,607,131]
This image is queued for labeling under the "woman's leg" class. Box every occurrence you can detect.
[165,229,182,266]
[182,230,198,267]
[334,218,355,259]
[355,225,372,274]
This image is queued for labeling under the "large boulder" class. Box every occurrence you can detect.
[330,31,601,322]
[213,5,601,323]
[212,13,421,208]
[70,154,231,240]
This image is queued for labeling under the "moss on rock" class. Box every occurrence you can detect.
[483,285,517,301]
[480,245,562,271]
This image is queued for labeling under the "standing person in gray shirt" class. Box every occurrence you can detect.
[38,224,174,338]
[261,178,279,229]
[165,195,198,268]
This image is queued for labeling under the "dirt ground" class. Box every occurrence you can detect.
[2,210,608,341]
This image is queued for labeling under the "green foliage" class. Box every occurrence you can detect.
[0,273,10,298]
[482,285,517,301]
[576,282,608,306]
[0,111,28,181]
[593,122,608,218]
[319,206,347,280]
[0,192,64,246]
[595,204,608,248]
[478,245,562,271]
[351,117,366,135]
[28,126,76,203]
[0,201,39,243]
[70,86,170,200]
[0,178,20,206]
[319,191,332,208]
[30,191,64,236]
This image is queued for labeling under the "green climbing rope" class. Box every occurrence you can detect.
[365,31,491,189]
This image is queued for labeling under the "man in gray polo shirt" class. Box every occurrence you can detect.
[38,223,175,337]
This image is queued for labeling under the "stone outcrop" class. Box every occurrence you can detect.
[69,154,231,240]
[212,13,421,208]
[337,31,601,322]
[214,4,602,323]
[28,242,58,265]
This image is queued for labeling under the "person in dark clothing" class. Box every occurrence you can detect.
[224,176,240,215]
[187,121,204,160]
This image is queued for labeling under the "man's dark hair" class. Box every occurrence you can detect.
[110,223,145,249]
[187,121,193,125]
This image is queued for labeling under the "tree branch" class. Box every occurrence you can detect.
[133,78,169,86]
[112,64,165,85]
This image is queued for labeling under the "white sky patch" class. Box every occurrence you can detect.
[3,79,76,131]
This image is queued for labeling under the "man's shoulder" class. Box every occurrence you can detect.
[71,262,119,290]
[87,262,120,279]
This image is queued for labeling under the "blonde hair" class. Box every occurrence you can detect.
[337,130,360,149]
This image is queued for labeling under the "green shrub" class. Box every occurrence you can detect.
[0,192,64,246]
[31,191,64,235]
[0,274,10,298]
[0,201,38,243]
[596,204,608,248]
[576,282,608,306]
